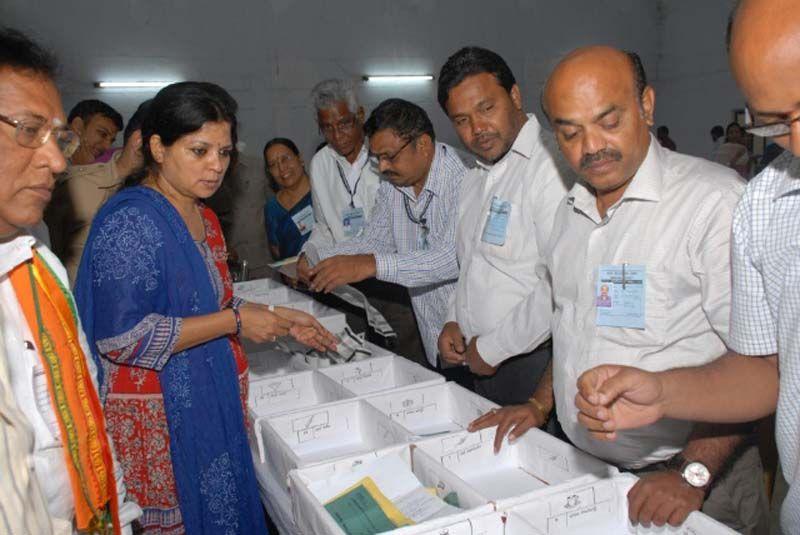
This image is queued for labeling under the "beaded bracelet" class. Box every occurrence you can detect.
[232,306,242,336]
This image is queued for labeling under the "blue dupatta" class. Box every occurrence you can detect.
[74,186,267,534]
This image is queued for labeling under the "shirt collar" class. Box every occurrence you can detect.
[0,232,36,277]
[770,152,800,200]
[397,143,447,200]
[475,113,541,171]
[331,140,369,169]
[569,133,662,220]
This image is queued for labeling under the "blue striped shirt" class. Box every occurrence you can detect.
[317,143,468,365]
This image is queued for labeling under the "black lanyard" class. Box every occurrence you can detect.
[336,159,368,208]
[403,191,433,230]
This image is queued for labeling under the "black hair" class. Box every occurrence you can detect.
[364,98,435,143]
[726,0,743,52]
[123,99,152,145]
[67,99,124,132]
[726,121,744,135]
[263,137,301,192]
[657,125,669,136]
[0,26,58,79]
[124,81,239,187]
[711,125,724,140]
[437,46,516,112]
[625,51,648,101]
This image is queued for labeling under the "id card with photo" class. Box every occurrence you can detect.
[596,264,646,329]
[481,196,512,246]
[342,206,365,238]
[291,204,315,236]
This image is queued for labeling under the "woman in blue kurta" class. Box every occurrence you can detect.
[263,138,314,260]
[74,83,337,534]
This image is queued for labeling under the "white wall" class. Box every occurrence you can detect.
[652,0,742,158]
[3,0,659,272]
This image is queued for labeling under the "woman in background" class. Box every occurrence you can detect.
[263,138,314,260]
[713,121,751,178]
[75,82,336,534]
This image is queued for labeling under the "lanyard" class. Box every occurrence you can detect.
[403,191,433,229]
[336,159,368,208]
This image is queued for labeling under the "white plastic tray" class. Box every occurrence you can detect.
[255,399,414,484]
[319,355,444,397]
[414,428,615,506]
[364,382,499,438]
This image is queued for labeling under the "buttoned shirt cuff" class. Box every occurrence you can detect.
[476,333,512,367]
[374,253,397,283]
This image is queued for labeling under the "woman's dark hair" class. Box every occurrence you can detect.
[124,81,239,187]
[364,98,435,143]
[123,98,152,145]
[263,137,301,192]
[437,46,516,112]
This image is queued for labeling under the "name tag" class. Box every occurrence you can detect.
[291,204,315,236]
[596,264,646,329]
[342,206,365,238]
[481,196,511,246]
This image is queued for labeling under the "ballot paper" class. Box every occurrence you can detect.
[288,326,374,369]
[272,256,300,280]
[311,454,461,534]
[301,254,398,340]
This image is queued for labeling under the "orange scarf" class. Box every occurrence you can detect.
[10,251,120,535]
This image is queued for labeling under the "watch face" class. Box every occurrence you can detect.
[683,461,711,487]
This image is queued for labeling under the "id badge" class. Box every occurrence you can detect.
[342,206,365,238]
[595,264,646,329]
[291,204,315,236]
[481,196,512,246]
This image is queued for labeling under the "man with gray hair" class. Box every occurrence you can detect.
[299,79,379,257]
[298,79,425,362]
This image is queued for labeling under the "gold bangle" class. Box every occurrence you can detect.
[528,397,549,420]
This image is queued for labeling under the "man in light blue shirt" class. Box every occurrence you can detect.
[308,99,468,368]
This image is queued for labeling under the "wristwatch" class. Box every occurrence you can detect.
[666,454,712,489]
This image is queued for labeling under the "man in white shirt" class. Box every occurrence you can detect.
[0,310,53,534]
[474,46,767,533]
[46,99,150,285]
[298,79,425,361]
[0,27,139,533]
[437,47,572,405]
[574,2,800,533]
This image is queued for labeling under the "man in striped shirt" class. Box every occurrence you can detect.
[308,98,468,369]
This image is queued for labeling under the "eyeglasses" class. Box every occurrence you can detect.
[0,113,80,157]
[745,115,800,138]
[319,115,357,138]
[369,136,416,167]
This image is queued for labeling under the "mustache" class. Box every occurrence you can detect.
[473,133,498,146]
[580,149,622,169]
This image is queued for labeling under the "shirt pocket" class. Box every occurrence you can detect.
[595,269,671,352]
[476,200,521,261]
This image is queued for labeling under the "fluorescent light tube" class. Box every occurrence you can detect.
[362,75,434,83]
[94,81,177,89]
